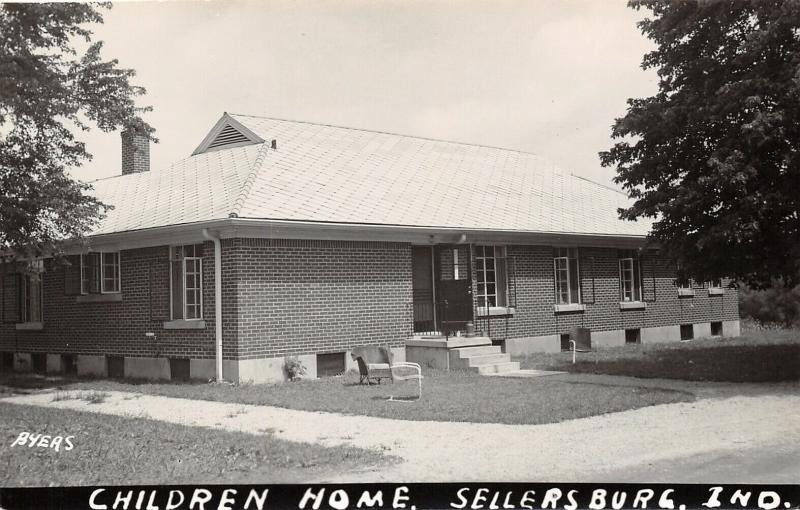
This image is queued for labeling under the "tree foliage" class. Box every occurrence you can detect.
[0,3,153,260]
[601,0,800,288]
[739,282,800,328]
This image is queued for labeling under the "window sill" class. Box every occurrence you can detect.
[708,288,724,296]
[75,293,123,303]
[476,306,515,317]
[554,303,586,313]
[677,289,695,297]
[163,319,206,330]
[619,301,646,310]
[16,322,43,331]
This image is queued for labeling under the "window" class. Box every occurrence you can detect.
[708,279,723,289]
[618,250,642,302]
[680,324,694,341]
[553,247,580,304]
[711,321,723,336]
[625,328,641,345]
[32,353,46,374]
[560,333,571,351]
[317,352,345,377]
[170,244,203,320]
[475,245,509,308]
[21,260,44,323]
[169,358,191,381]
[81,252,121,294]
[107,356,124,378]
[61,354,77,375]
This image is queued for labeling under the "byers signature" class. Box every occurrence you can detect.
[10,432,74,452]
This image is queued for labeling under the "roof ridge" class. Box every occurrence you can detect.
[228,112,545,159]
[569,173,627,196]
[228,142,272,218]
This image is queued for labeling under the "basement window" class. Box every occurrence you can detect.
[170,358,191,381]
[62,354,77,376]
[1,352,13,371]
[680,324,694,341]
[317,352,345,377]
[107,356,124,378]
[560,333,571,352]
[625,328,641,345]
[711,321,723,336]
[31,353,46,374]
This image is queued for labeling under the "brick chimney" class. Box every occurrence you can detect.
[121,129,150,175]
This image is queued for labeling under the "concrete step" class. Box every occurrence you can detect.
[466,353,512,367]
[407,335,491,349]
[443,336,492,349]
[452,345,502,358]
[474,361,521,375]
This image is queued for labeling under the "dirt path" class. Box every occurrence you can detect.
[3,387,799,482]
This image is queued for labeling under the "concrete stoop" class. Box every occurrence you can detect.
[406,335,523,375]
[447,337,520,375]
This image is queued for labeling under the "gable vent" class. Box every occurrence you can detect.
[206,124,251,151]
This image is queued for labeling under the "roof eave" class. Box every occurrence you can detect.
[80,217,650,252]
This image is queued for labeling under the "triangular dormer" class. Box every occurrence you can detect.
[192,113,264,155]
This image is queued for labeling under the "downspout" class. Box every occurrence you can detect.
[202,228,223,382]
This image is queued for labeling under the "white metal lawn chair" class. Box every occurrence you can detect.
[381,346,423,401]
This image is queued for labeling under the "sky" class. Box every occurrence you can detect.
[74,0,658,188]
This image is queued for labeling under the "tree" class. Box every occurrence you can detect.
[0,3,153,261]
[600,0,800,289]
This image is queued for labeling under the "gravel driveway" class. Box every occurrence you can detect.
[3,381,799,483]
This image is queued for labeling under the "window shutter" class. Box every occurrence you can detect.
[64,255,82,296]
[2,273,21,323]
[579,256,596,304]
[641,257,657,302]
[506,254,517,308]
[148,260,170,321]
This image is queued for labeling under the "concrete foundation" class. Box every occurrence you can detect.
[190,359,216,381]
[722,320,741,337]
[592,330,626,349]
[46,354,62,373]
[77,355,107,377]
[641,325,682,344]
[504,335,561,356]
[13,353,32,372]
[406,344,451,370]
[693,322,712,339]
[124,357,171,380]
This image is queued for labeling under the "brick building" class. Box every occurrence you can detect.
[0,113,740,382]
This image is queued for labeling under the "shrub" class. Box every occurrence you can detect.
[739,282,800,328]
[284,357,307,382]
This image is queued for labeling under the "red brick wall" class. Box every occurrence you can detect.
[473,245,739,339]
[0,243,237,360]
[0,238,739,364]
[229,239,412,360]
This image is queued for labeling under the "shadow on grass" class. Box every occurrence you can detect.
[524,341,800,382]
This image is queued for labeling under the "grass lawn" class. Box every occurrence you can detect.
[0,401,387,486]
[520,328,800,382]
[0,370,693,426]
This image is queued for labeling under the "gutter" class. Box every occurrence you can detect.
[202,228,224,382]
